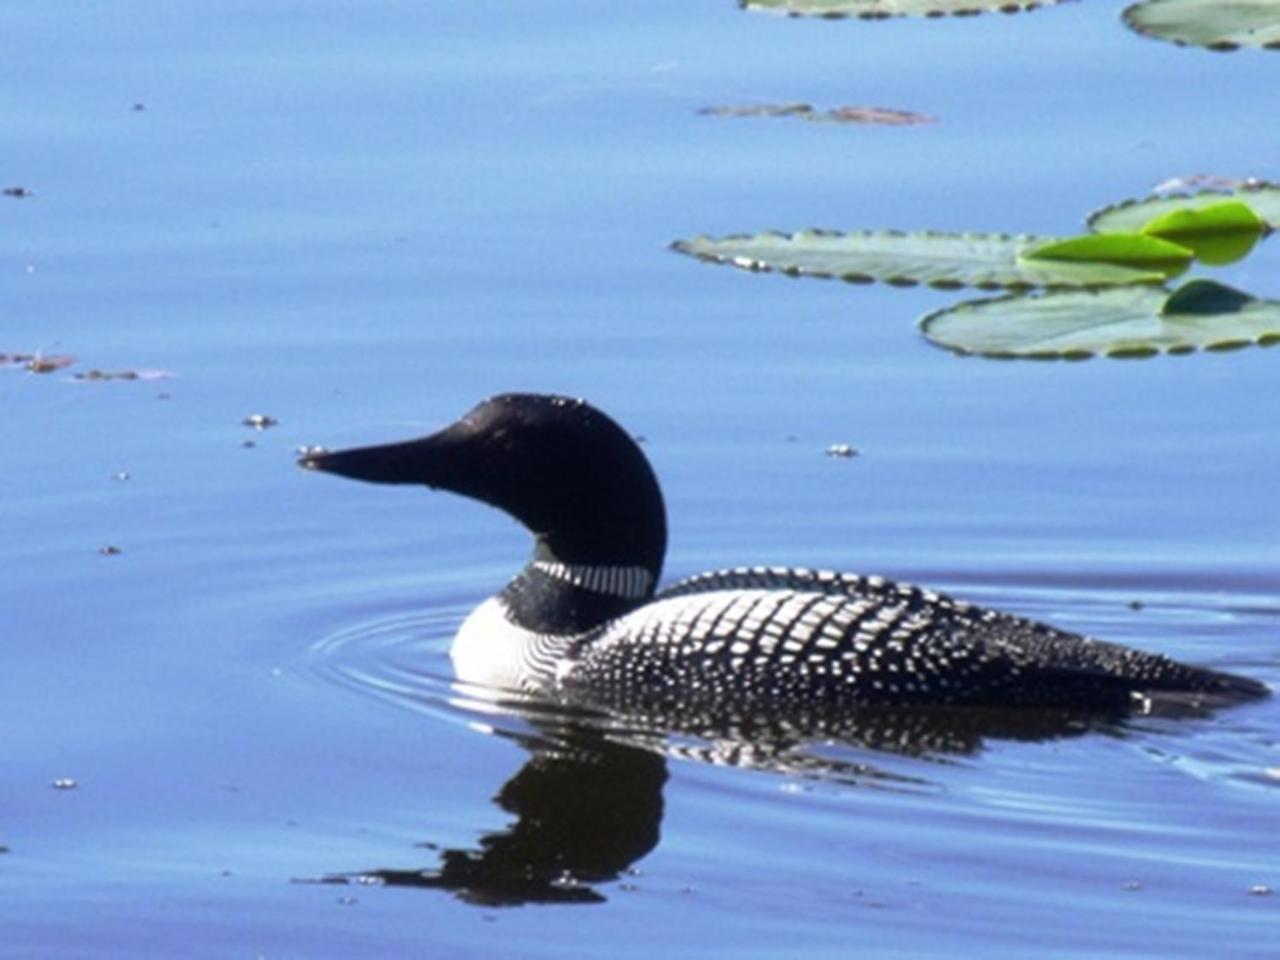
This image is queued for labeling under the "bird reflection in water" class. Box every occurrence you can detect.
[318,696,1180,905]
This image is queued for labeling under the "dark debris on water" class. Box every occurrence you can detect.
[699,103,934,127]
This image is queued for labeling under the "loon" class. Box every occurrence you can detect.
[301,393,1268,713]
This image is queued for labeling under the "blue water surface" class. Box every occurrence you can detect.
[4,1,1279,956]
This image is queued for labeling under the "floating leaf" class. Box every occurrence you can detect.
[1161,278,1254,315]
[672,229,1168,290]
[742,0,1064,18]
[1123,0,1280,51]
[1137,200,1264,265]
[920,280,1280,359]
[1023,233,1193,274]
[1088,183,1280,235]
[699,103,934,125]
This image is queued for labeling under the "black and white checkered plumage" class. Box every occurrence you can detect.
[303,394,1268,713]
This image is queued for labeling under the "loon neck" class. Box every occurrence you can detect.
[499,552,658,635]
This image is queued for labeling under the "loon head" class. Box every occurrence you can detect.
[301,393,668,581]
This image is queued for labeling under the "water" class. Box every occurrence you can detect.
[4,1,1279,956]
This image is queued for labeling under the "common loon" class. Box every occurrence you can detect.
[301,393,1268,713]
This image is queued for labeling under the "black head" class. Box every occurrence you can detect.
[301,394,667,578]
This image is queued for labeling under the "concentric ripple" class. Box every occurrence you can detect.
[300,581,1278,786]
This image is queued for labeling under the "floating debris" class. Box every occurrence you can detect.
[1249,884,1273,897]
[132,102,146,112]
[73,369,171,382]
[243,413,278,430]
[699,102,934,127]
[4,353,174,382]
[51,778,78,790]
[28,355,75,374]
[3,187,32,198]
[113,471,131,481]
[99,545,123,556]
[0,353,76,373]
[825,443,859,459]
[1121,880,1142,891]
[0,845,10,854]
[1151,175,1268,196]
[1128,599,1145,611]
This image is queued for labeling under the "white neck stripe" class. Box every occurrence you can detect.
[531,561,654,600]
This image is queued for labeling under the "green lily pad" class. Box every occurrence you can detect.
[1023,233,1193,274]
[1088,183,1280,234]
[672,229,1168,291]
[742,0,1061,16]
[1123,0,1280,51]
[920,280,1280,359]
[1137,200,1265,265]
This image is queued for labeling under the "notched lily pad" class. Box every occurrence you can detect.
[672,229,1169,290]
[1089,183,1280,234]
[1023,233,1193,274]
[1123,0,1280,51]
[921,280,1280,359]
[742,0,1063,18]
[700,103,934,126]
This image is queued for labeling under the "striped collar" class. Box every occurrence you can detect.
[530,561,655,600]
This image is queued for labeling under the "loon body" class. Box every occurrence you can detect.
[302,394,1267,713]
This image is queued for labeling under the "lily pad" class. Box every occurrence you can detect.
[742,0,1062,17]
[920,280,1280,359]
[1136,200,1265,265]
[1023,233,1193,273]
[1088,183,1280,234]
[1123,0,1280,51]
[672,229,1169,291]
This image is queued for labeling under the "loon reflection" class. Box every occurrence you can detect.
[333,699,1142,905]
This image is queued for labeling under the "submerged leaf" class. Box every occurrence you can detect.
[1023,233,1193,274]
[920,281,1280,359]
[673,229,1168,290]
[1123,0,1280,51]
[1090,183,1280,237]
[1137,200,1264,265]
[742,0,1063,17]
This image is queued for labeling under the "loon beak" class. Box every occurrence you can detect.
[299,433,461,487]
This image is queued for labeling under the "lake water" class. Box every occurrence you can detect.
[4,1,1279,956]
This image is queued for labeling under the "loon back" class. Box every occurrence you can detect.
[301,393,1269,712]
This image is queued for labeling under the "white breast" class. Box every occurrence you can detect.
[450,596,557,693]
